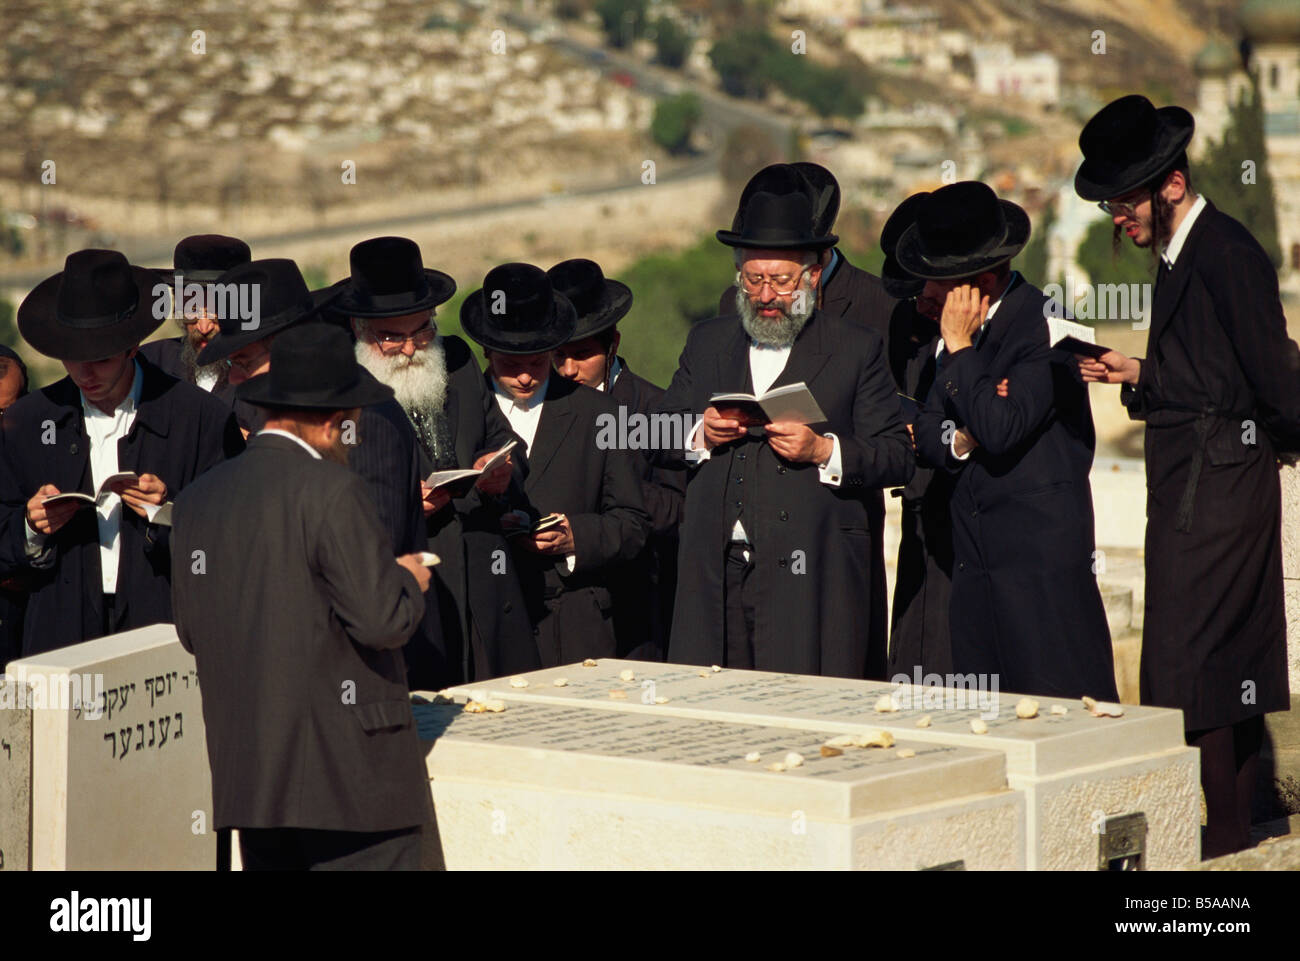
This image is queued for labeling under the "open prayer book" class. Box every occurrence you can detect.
[1047,317,1112,359]
[40,472,140,509]
[710,382,827,427]
[425,440,516,496]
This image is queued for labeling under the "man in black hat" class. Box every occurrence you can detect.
[904,181,1115,700]
[464,263,649,666]
[659,189,913,679]
[140,234,251,401]
[716,163,899,677]
[1073,94,1300,857]
[549,258,685,660]
[0,249,244,655]
[171,322,432,871]
[335,236,538,688]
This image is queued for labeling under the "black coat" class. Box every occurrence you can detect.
[413,336,539,688]
[171,433,429,832]
[658,309,914,678]
[885,302,954,679]
[607,360,686,660]
[1121,202,1300,730]
[138,336,238,406]
[721,251,896,676]
[913,276,1116,699]
[0,357,244,655]
[507,374,650,666]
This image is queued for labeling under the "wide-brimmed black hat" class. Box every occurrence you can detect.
[894,182,1030,280]
[461,263,576,355]
[879,192,929,299]
[326,236,456,319]
[548,259,632,342]
[730,163,840,240]
[1075,95,1195,201]
[196,259,340,366]
[162,234,252,283]
[237,321,393,411]
[18,249,167,362]
[718,185,838,251]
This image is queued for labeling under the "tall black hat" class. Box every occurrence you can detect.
[460,263,577,355]
[1074,95,1195,201]
[327,236,456,319]
[195,259,340,365]
[730,163,841,240]
[167,234,252,282]
[879,193,930,299]
[237,321,393,410]
[548,259,632,342]
[894,182,1030,281]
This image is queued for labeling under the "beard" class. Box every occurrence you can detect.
[354,336,449,416]
[735,274,816,348]
[179,328,229,389]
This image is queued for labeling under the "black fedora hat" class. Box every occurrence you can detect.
[461,263,577,355]
[1075,95,1195,202]
[547,259,632,342]
[164,234,251,283]
[237,321,393,410]
[196,259,341,366]
[718,187,838,251]
[730,163,840,239]
[327,236,456,320]
[880,193,930,299]
[18,249,167,362]
[894,181,1030,281]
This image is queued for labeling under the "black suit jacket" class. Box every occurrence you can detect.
[0,357,244,654]
[505,374,650,666]
[913,275,1115,699]
[171,433,428,831]
[658,309,913,678]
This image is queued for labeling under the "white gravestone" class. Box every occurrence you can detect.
[443,661,1200,870]
[0,675,32,870]
[4,624,215,869]
[417,699,1025,870]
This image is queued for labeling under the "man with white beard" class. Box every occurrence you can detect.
[658,187,913,678]
[335,237,540,688]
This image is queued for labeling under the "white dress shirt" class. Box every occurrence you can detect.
[1161,193,1207,269]
[257,428,322,459]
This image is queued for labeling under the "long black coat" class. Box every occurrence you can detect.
[507,374,650,666]
[0,357,244,655]
[885,302,954,679]
[607,359,685,660]
[719,250,897,677]
[1121,202,1300,730]
[413,337,539,687]
[659,309,914,678]
[171,433,429,832]
[913,277,1116,699]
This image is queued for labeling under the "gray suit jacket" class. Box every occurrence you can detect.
[170,432,428,832]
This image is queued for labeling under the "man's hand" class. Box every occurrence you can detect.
[765,422,832,464]
[1077,349,1140,385]
[473,451,512,496]
[395,554,432,592]
[940,285,989,352]
[420,482,452,517]
[523,513,574,556]
[699,406,747,450]
[115,474,167,519]
[996,377,1009,397]
[953,428,979,458]
[26,484,80,535]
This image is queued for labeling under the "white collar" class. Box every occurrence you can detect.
[1161,194,1207,268]
[257,428,322,459]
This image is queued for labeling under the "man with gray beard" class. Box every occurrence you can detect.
[335,237,540,689]
[658,188,913,678]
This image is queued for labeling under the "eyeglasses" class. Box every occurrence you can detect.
[1098,195,1144,218]
[371,319,437,352]
[226,344,271,375]
[738,267,809,295]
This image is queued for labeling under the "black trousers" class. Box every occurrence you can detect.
[238,826,422,871]
[723,542,757,668]
[1186,715,1264,860]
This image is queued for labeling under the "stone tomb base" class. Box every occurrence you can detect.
[443,661,1200,870]
[416,699,1024,869]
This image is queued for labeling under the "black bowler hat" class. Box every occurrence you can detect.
[894,182,1030,280]
[460,263,576,355]
[237,321,393,410]
[548,259,632,342]
[730,163,841,239]
[196,259,341,366]
[1075,95,1195,201]
[18,249,167,362]
[327,236,456,319]
[717,186,837,251]
[879,193,929,299]
[164,234,251,283]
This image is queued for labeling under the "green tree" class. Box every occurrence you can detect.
[709,29,780,99]
[651,93,703,154]
[651,15,691,68]
[1075,217,1155,297]
[595,0,648,49]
